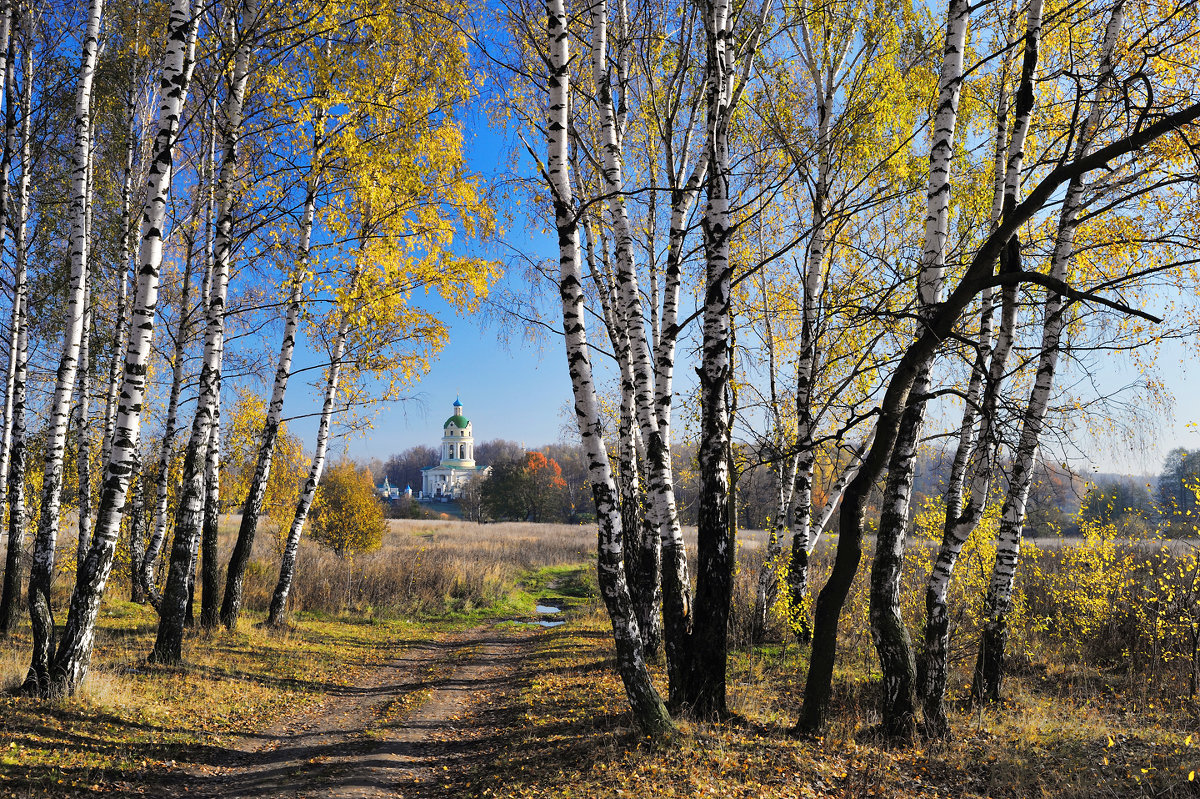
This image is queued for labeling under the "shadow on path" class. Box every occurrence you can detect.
[182,629,533,799]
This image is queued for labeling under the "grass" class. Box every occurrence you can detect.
[460,611,1200,798]
[0,517,593,796]
[2,517,1199,797]
[0,604,422,796]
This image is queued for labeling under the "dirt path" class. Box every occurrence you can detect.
[184,625,534,798]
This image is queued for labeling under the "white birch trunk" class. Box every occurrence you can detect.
[49,0,199,696]
[199,367,221,628]
[539,0,672,734]
[0,33,29,633]
[74,287,94,573]
[786,7,856,642]
[974,0,1124,704]
[752,268,793,643]
[866,0,971,736]
[267,319,347,626]
[141,241,198,606]
[687,0,739,716]
[655,154,703,702]
[74,115,98,573]
[152,0,256,663]
[942,5,1016,529]
[0,1,18,550]
[100,78,139,470]
[24,0,105,696]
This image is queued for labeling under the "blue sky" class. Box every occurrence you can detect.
[301,59,1200,479]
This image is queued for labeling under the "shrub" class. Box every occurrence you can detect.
[310,461,387,559]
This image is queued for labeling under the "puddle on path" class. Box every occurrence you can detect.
[499,603,567,628]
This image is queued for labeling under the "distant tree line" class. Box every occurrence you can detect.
[1080,448,1200,537]
[378,437,1114,536]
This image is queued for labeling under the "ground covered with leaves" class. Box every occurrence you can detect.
[455,611,1200,799]
[3,518,1200,798]
[0,602,425,796]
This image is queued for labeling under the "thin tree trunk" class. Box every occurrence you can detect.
[128,452,146,603]
[199,373,221,628]
[656,150,705,703]
[221,140,316,629]
[48,0,200,696]
[24,0,105,696]
[537,0,673,736]
[141,235,198,606]
[973,0,1124,705]
[267,320,347,626]
[75,290,94,573]
[0,290,25,635]
[75,115,98,571]
[754,453,797,643]
[152,0,255,664]
[864,0,973,739]
[785,12,847,643]
[100,72,139,472]
[0,9,24,637]
[918,9,1015,734]
[0,4,16,530]
[75,115,98,569]
[751,252,797,645]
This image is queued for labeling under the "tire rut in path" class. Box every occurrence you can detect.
[187,626,532,798]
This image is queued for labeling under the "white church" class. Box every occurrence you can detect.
[418,398,490,500]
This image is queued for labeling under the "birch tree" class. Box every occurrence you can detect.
[537,0,672,734]
[24,0,106,695]
[0,0,17,535]
[866,0,978,737]
[140,232,201,605]
[152,0,258,664]
[679,0,771,716]
[45,0,200,696]
[0,19,31,635]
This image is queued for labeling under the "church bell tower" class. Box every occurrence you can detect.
[441,397,475,468]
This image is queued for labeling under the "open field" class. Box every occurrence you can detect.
[1,518,1198,797]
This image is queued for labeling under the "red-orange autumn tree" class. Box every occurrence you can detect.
[481,452,569,522]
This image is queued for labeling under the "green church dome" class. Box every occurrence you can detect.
[444,414,469,429]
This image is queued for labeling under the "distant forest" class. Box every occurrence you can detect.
[369,440,1199,537]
